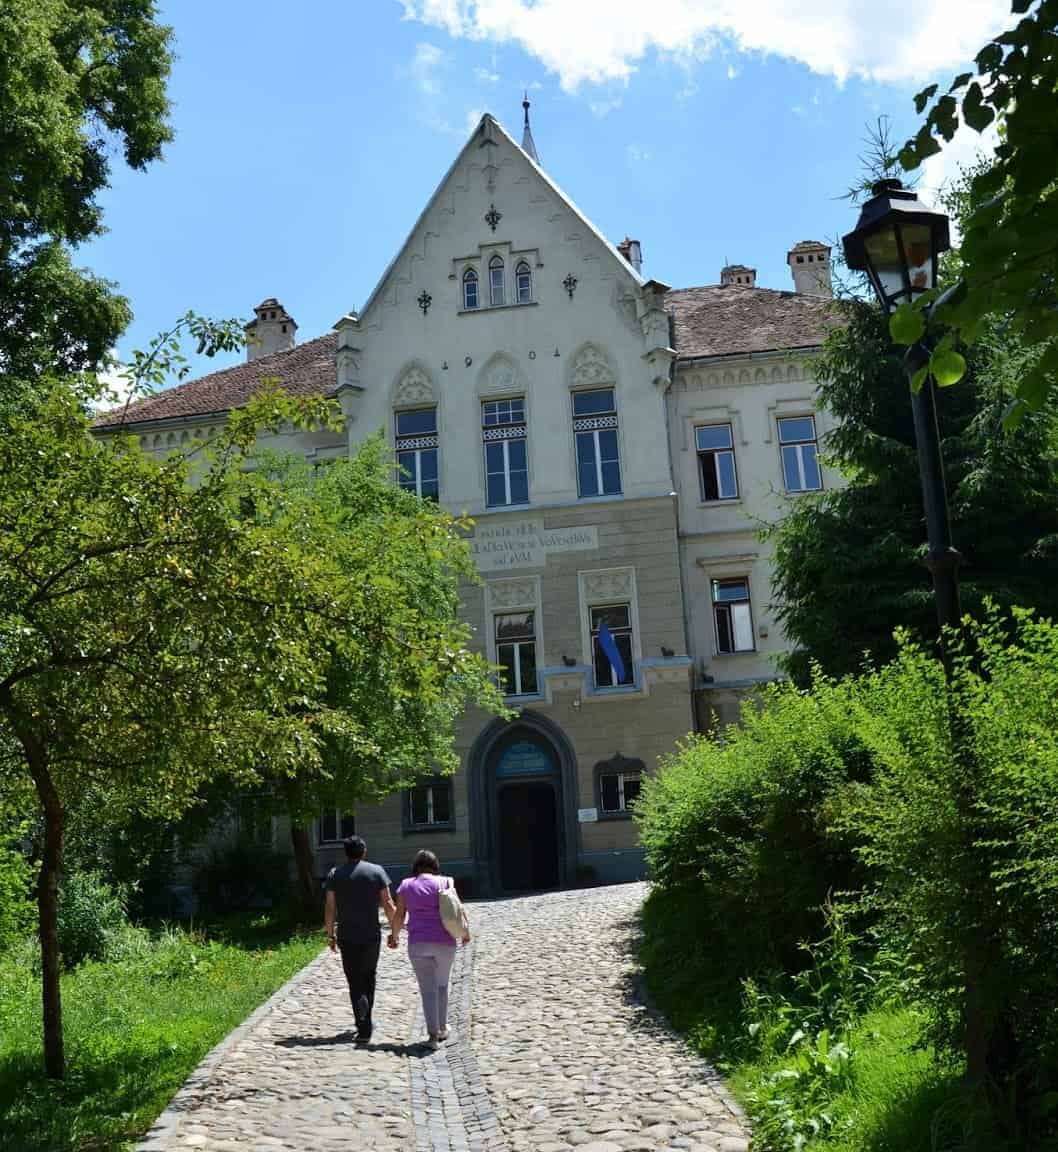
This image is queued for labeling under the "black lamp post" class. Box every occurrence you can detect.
[842,178,961,637]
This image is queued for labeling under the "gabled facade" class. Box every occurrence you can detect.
[98,112,839,895]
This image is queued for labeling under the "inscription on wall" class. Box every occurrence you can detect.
[470,518,598,573]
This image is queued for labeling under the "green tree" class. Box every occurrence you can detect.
[0,1,173,396]
[896,0,1058,414]
[769,302,1058,680]
[0,371,350,1078]
[255,447,506,912]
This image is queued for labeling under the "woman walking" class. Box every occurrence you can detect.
[389,850,469,1049]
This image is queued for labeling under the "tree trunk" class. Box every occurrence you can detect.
[22,738,66,1080]
[280,777,320,919]
[289,820,320,918]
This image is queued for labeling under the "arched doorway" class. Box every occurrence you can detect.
[468,712,579,895]
[493,734,560,891]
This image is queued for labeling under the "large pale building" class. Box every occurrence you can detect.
[98,111,838,895]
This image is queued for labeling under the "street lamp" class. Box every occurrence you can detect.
[842,178,961,636]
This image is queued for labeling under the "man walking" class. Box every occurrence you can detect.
[324,835,396,1042]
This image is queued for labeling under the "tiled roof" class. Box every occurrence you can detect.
[667,284,841,360]
[94,333,338,429]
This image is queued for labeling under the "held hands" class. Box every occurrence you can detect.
[387,932,399,950]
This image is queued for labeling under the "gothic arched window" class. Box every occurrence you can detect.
[489,255,505,307]
[516,261,533,304]
[462,268,479,310]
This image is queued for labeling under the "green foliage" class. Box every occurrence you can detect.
[769,301,1058,678]
[841,611,1058,1130]
[898,1,1058,413]
[641,607,1058,1147]
[193,843,292,918]
[637,678,869,976]
[0,837,33,951]
[55,873,128,969]
[0,914,320,1152]
[0,1,174,390]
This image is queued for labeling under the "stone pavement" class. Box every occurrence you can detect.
[137,883,750,1152]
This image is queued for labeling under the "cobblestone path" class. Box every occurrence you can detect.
[138,883,749,1152]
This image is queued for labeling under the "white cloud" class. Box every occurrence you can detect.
[399,0,1011,90]
[409,42,447,97]
[626,144,651,163]
[920,111,1000,218]
[589,98,622,117]
[474,64,500,83]
[91,361,137,414]
[726,64,739,80]
[465,106,484,133]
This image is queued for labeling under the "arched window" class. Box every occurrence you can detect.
[462,267,478,310]
[515,261,532,304]
[489,255,505,307]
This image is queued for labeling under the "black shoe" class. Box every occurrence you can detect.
[355,1029,372,1044]
[354,994,370,1029]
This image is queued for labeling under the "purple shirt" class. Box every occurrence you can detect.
[398,874,455,946]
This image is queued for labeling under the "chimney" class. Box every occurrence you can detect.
[617,236,643,275]
[787,241,832,297]
[720,263,756,287]
[244,298,297,362]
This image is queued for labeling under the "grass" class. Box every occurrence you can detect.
[639,886,962,1152]
[0,915,323,1152]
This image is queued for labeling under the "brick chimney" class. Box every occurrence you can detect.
[244,298,297,362]
[720,263,756,287]
[787,242,832,296]
[617,236,643,275]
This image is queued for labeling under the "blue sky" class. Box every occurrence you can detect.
[84,0,1008,384]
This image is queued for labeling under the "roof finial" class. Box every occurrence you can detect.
[521,91,540,164]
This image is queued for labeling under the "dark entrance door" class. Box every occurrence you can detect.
[498,781,559,892]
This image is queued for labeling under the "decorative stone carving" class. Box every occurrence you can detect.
[570,344,612,387]
[479,354,519,395]
[582,567,632,601]
[393,366,434,407]
[487,578,537,610]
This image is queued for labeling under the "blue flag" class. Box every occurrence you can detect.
[597,620,626,684]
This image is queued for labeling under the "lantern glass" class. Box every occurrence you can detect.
[863,225,906,312]
[900,222,935,297]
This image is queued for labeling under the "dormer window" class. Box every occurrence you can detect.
[489,255,505,307]
[516,261,533,303]
[463,268,479,310]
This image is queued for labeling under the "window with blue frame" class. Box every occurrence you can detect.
[777,415,822,492]
[395,407,439,500]
[483,397,528,507]
[696,423,738,500]
[572,388,621,497]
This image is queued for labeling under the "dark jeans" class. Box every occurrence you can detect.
[338,934,381,1034]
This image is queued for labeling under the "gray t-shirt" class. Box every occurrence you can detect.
[326,860,391,944]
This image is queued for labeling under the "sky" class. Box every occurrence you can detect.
[84,0,1010,386]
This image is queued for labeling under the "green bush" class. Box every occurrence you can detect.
[641,606,1058,1148]
[841,610,1058,1142]
[56,872,129,968]
[193,841,291,917]
[637,676,872,976]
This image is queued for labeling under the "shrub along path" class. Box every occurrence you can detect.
[136,883,749,1152]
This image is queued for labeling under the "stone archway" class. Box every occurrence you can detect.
[467,711,580,895]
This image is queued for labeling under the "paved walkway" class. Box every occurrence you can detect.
[138,883,749,1152]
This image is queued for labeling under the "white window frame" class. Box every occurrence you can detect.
[712,577,755,654]
[572,388,621,498]
[589,602,635,689]
[482,397,528,508]
[462,267,479,310]
[489,255,505,307]
[577,567,641,693]
[395,407,439,500]
[406,779,454,829]
[695,423,739,501]
[777,414,822,493]
[495,610,537,697]
[316,808,355,846]
[515,260,533,303]
[599,770,642,815]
